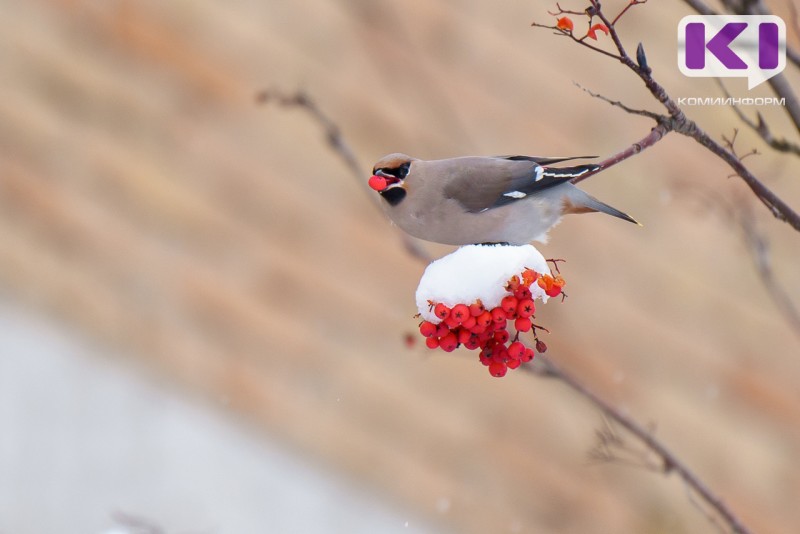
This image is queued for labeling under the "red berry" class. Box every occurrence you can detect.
[517,299,535,319]
[368,175,388,191]
[489,361,508,377]
[501,296,518,316]
[546,285,562,298]
[469,302,485,317]
[494,330,510,344]
[470,323,486,335]
[507,358,521,370]
[508,341,525,360]
[521,348,535,362]
[514,286,532,300]
[419,321,437,338]
[425,337,440,349]
[478,330,494,344]
[535,339,548,353]
[514,316,532,332]
[435,323,451,338]
[479,350,492,366]
[464,336,481,350]
[461,315,477,330]
[457,327,472,344]
[444,315,461,329]
[451,303,469,321]
[434,303,451,320]
[491,346,508,364]
[439,332,458,352]
[477,311,493,328]
[491,307,507,324]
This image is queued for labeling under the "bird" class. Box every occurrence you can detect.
[368,153,639,246]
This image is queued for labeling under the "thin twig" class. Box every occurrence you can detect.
[588,416,663,472]
[763,73,800,135]
[611,0,648,26]
[568,82,670,184]
[685,185,800,340]
[530,22,622,61]
[524,356,754,534]
[257,89,433,263]
[574,82,663,121]
[740,209,800,339]
[716,80,800,156]
[256,89,362,178]
[721,128,760,164]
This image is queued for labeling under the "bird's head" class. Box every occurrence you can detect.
[369,153,415,206]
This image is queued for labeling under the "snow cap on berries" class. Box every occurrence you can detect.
[413,244,562,378]
[416,244,550,323]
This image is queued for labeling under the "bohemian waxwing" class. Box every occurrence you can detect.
[368,153,639,246]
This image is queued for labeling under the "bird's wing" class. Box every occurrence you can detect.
[442,157,597,213]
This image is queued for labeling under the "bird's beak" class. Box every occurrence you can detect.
[368,169,404,192]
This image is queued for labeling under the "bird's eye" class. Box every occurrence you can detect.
[396,162,410,178]
[375,162,411,179]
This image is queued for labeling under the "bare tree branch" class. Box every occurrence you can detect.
[524,356,754,534]
[535,0,800,231]
[738,207,800,338]
[256,89,363,179]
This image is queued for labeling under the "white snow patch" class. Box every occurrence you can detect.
[416,244,551,323]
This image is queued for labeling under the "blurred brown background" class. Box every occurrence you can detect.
[1,0,799,532]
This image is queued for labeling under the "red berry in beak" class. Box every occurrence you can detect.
[368,174,388,191]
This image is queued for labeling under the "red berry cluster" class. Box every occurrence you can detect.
[418,269,565,377]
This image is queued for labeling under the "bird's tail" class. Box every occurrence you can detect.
[562,186,641,226]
